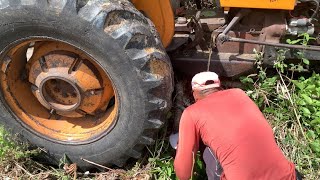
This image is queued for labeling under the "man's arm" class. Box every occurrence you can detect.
[174,109,199,180]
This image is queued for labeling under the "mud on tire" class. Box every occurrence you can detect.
[0,0,173,169]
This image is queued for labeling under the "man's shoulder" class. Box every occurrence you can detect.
[184,104,196,113]
[225,88,248,98]
[185,88,247,109]
[183,104,200,119]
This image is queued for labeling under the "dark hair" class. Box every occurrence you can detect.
[199,87,218,96]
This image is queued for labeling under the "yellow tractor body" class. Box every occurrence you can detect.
[132,0,298,47]
[131,0,175,47]
[220,0,296,10]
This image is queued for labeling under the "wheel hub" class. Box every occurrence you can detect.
[1,40,117,142]
[38,77,82,112]
[29,52,105,118]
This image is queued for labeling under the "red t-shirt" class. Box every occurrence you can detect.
[174,88,296,180]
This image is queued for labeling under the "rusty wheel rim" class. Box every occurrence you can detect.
[0,39,119,144]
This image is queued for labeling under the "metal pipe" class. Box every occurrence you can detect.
[301,0,320,19]
[221,9,251,35]
[226,36,320,51]
[311,0,320,19]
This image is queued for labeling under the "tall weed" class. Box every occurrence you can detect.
[241,48,320,179]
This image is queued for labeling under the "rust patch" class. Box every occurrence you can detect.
[1,56,11,73]
[0,40,118,142]
[149,59,170,78]
[147,48,171,80]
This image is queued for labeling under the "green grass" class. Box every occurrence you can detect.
[1,74,320,179]
[1,47,320,179]
[2,71,320,179]
[241,48,320,179]
[242,75,320,179]
[134,124,206,180]
[0,127,35,178]
[0,126,36,163]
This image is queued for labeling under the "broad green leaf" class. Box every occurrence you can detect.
[301,107,311,115]
[168,166,172,176]
[286,39,303,45]
[306,84,316,90]
[307,130,316,139]
[310,141,320,153]
[297,65,304,72]
[297,99,307,106]
[301,94,313,104]
[311,119,320,125]
[243,77,254,84]
[292,80,305,90]
[305,33,310,42]
[302,58,310,65]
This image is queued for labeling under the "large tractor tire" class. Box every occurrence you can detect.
[0,0,173,169]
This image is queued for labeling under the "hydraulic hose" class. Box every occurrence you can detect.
[310,0,320,19]
[300,0,320,19]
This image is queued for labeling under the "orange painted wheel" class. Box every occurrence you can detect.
[0,0,173,170]
[1,40,118,143]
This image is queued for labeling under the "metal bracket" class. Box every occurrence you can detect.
[185,11,208,51]
[218,9,251,43]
